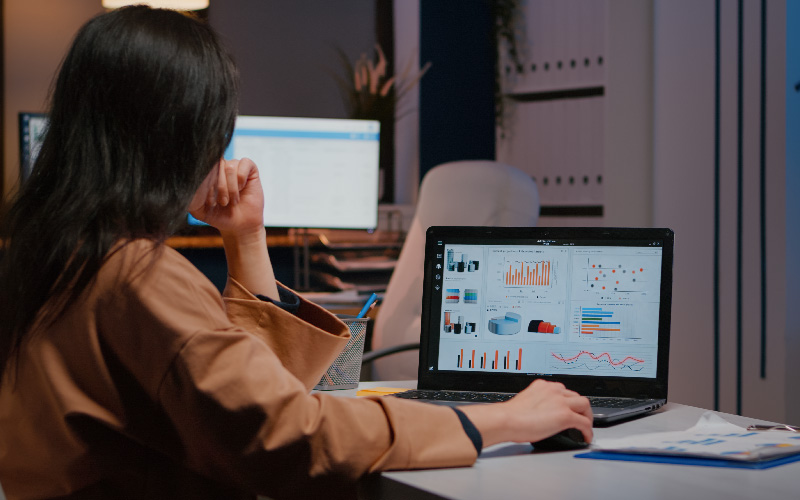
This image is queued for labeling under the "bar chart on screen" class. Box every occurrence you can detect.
[503,258,553,287]
[439,343,530,372]
[575,306,629,338]
[487,247,568,297]
[569,301,657,341]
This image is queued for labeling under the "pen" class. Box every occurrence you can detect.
[356,292,378,319]
[746,424,799,432]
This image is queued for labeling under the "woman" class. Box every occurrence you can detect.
[0,6,592,500]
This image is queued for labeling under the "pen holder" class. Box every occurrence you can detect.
[314,316,370,390]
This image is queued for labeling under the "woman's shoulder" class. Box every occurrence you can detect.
[98,238,215,299]
[105,238,193,274]
[94,238,227,329]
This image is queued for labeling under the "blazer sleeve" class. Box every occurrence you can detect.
[157,328,477,498]
[222,276,351,389]
[105,245,477,499]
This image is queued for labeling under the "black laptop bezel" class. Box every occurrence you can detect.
[417,226,673,400]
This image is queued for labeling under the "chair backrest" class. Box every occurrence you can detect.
[371,160,539,380]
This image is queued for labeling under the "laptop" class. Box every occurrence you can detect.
[392,226,674,425]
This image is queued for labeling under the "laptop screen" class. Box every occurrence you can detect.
[419,227,674,398]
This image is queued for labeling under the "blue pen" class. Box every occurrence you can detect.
[356,292,378,318]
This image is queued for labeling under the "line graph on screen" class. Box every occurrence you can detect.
[548,350,654,376]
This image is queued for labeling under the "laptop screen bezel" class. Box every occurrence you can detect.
[417,226,673,400]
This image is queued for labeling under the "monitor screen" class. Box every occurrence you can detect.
[189,115,381,230]
[19,112,48,180]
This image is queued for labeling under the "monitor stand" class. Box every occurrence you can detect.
[292,228,312,291]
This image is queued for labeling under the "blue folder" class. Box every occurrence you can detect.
[575,450,800,470]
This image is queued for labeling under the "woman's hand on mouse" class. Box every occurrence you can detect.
[459,379,594,448]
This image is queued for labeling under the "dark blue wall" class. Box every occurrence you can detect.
[419,0,496,180]
[177,246,296,293]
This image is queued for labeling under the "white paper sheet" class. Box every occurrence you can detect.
[593,412,800,462]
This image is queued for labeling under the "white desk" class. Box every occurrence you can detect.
[321,382,799,500]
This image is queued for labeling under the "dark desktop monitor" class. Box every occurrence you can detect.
[18,112,48,180]
[188,115,381,230]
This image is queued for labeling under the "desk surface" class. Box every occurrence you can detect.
[328,382,798,500]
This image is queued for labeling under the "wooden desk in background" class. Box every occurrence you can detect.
[165,228,404,250]
[167,229,404,294]
[166,232,303,249]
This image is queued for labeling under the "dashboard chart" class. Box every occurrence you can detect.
[548,349,655,377]
[572,251,661,299]
[437,243,662,378]
[503,259,553,287]
[441,342,530,371]
[570,302,659,343]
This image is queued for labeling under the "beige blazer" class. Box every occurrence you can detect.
[0,240,476,499]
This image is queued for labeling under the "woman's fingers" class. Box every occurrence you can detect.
[211,159,248,207]
[223,159,240,205]
[562,390,594,442]
[188,157,265,232]
[205,162,220,208]
[517,380,594,441]
[216,159,230,206]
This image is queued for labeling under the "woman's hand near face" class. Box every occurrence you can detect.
[188,158,279,300]
[188,158,265,238]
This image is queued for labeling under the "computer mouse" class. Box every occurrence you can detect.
[531,428,590,451]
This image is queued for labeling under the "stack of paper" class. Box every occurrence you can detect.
[579,412,800,468]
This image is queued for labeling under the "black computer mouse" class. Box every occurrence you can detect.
[531,428,590,451]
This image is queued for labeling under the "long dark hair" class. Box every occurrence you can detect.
[0,6,239,378]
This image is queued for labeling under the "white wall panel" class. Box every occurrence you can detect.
[653,0,791,423]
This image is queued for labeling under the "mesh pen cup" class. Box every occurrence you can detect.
[314,316,369,390]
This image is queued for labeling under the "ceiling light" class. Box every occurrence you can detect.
[102,0,209,11]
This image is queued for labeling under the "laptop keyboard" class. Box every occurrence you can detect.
[393,390,649,408]
[392,390,514,403]
[586,396,651,409]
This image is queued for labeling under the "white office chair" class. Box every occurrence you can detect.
[370,160,540,380]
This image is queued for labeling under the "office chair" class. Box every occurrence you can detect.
[369,160,540,380]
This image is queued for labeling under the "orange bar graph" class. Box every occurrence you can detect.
[495,350,499,370]
[580,324,621,335]
[505,261,551,286]
[459,348,463,368]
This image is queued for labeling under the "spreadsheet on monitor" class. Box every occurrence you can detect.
[190,115,381,230]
